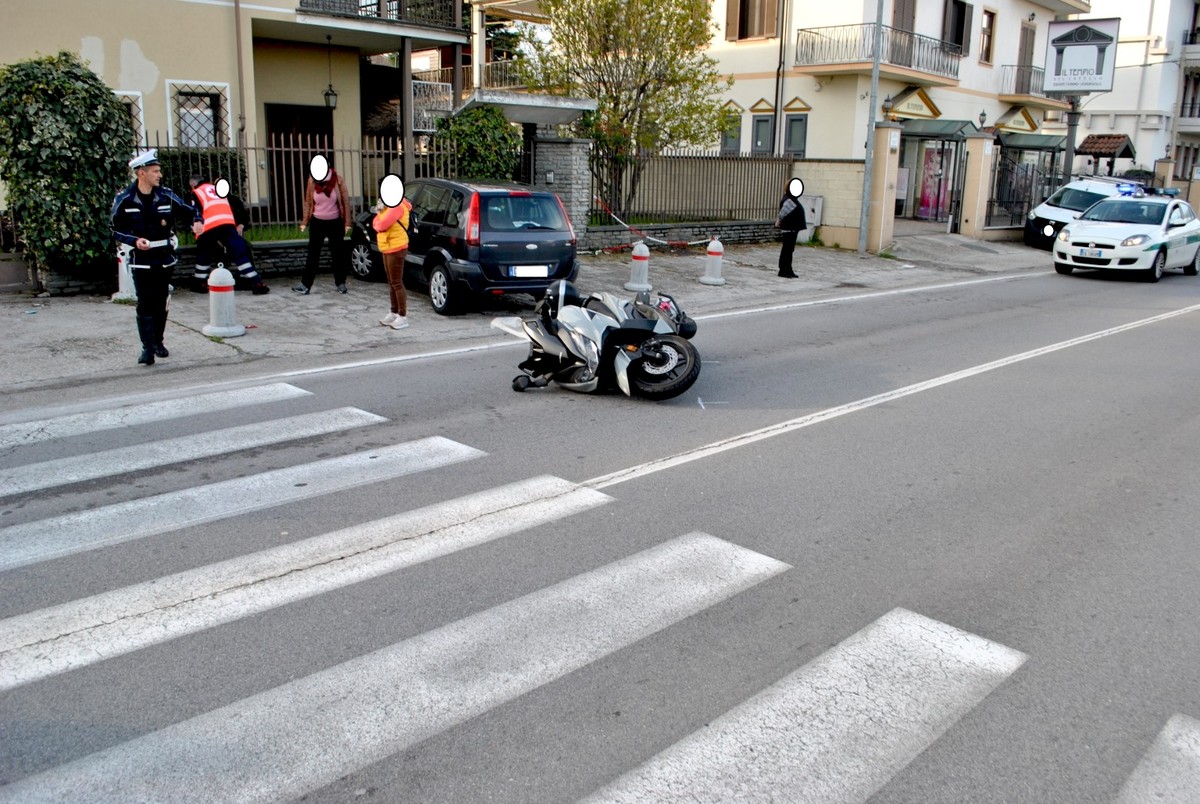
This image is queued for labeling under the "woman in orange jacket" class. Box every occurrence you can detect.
[372,176,413,329]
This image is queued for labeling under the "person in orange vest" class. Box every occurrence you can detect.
[372,174,412,330]
[188,175,269,294]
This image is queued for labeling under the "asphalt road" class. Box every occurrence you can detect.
[2,268,1199,802]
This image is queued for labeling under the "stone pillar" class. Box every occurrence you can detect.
[534,135,592,233]
[1155,158,1176,190]
[866,122,901,253]
[958,132,997,239]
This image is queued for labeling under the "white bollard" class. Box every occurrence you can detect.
[624,240,652,292]
[202,266,246,338]
[699,237,726,286]
[111,245,137,301]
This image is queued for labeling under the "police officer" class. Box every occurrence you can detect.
[111,150,198,365]
[188,175,269,295]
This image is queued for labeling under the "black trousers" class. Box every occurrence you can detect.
[131,263,172,347]
[778,230,799,275]
[302,218,348,287]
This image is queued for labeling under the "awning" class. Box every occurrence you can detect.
[1076,134,1136,160]
[899,118,978,140]
[998,132,1066,151]
[456,90,597,126]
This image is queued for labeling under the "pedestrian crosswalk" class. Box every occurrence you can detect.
[0,382,1195,801]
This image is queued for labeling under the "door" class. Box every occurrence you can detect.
[265,104,333,223]
[751,115,774,155]
[1016,25,1036,94]
[891,0,917,67]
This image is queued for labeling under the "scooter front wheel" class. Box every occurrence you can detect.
[630,335,701,401]
[512,375,531,392]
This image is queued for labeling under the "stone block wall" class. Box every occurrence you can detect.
[533,132,591,233]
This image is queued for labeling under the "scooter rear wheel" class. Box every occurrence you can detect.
[512,375,531,392]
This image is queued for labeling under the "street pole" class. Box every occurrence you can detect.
[858,0,885,253]
[1062,94,1081,189]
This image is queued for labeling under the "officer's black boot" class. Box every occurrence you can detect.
[153,313,169,358]
[136,315,156,365]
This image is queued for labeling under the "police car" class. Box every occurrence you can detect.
[1052,185,1200,282]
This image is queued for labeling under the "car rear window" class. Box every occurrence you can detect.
[479,194,568,232]
[1046,187,1108,212]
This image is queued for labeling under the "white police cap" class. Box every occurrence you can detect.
[128,149,160,170]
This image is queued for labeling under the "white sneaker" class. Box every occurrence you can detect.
[380,312,399,326]
[389,315,409,330]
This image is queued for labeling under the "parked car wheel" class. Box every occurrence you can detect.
[349,238,384,282]
[428,264,461,315]
[1186,246,1200,276]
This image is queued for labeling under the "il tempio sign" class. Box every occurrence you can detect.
[1043,18,1120,94]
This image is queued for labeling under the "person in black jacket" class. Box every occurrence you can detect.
[774,178,808,278]
[111,150,199,365]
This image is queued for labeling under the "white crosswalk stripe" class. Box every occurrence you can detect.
[0,436,484,571]
[0,383,311,448]
[0,533,789,803]
[583,608,1027,803]
[0,476,612,692]
[1118,714,1200,803]
[0,407,386,496]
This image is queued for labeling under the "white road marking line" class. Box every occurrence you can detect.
[0,383,311,447]
[0,438,484,571]
[0,477,612,692]
[1117,714,1200,803]
[1,533,789,803]
[584,608,1026,803]
[0,408,386,497]
[586,302,1200,489]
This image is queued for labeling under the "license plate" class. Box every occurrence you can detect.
[1078,248,1103,258]
[509,265,550,277]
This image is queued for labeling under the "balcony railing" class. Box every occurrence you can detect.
[413,60,528,91]
[1181,100,1200,118]
[1185,29,1200,46]
[297,0,465,31]
[795,23,962,81]
[1000,65,1051,98]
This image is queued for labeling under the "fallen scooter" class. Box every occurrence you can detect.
[491,280,701,400]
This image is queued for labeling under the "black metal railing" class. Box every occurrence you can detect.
[1184,28,1200,46]
[589,151,793,225]
[1181,100,1200,118]
[794,24,962,81]
[1000,65,1050,98]
[297,0,465,31]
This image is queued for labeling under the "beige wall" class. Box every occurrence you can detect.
[792,159,866,250]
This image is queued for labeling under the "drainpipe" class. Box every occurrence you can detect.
[233,0,247,150]
[774,0,788,154]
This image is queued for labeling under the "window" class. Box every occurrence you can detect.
[726,0,777,41]
[751,115,774,155]
[942,0,973,55]
[115,91,146,146]
[720,116,742,155]
[784,114,807,157]
[979,9,995,64]
[168,82,230,147]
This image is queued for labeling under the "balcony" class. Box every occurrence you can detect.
[795,24,961,86]
[414,60,528,93]
[297,0,466,31]
[998,65,1070,110]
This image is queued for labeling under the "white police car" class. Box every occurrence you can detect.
[1052,185,1200,282]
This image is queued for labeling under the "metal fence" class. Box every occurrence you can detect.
[589,151,793,225]
[297,0,465,30]
[999,65,1053,99]
[135,131,458,234]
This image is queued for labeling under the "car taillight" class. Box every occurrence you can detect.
[466,192,480,246]
[555,196,576,246]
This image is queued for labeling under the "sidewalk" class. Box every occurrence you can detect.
[0,237,1050,393]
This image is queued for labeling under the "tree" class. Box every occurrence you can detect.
[0,52,133,276]
[433,106,521,181]
[521,0,733,217]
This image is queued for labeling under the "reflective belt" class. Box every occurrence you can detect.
[144,239,171,248]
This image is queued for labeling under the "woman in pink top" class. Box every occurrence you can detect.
[295,159,352,294]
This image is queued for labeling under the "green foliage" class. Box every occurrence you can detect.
[433,106,521,181]
[0,52,134,273]
[522,0,732,216]
[156,148,249,200]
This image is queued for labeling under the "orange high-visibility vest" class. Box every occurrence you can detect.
[194,183,236,233]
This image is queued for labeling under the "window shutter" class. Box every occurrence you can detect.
[942,0,954,44]
[726,0,740,41]
[960,3,973,55]
[764,0,777,38]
